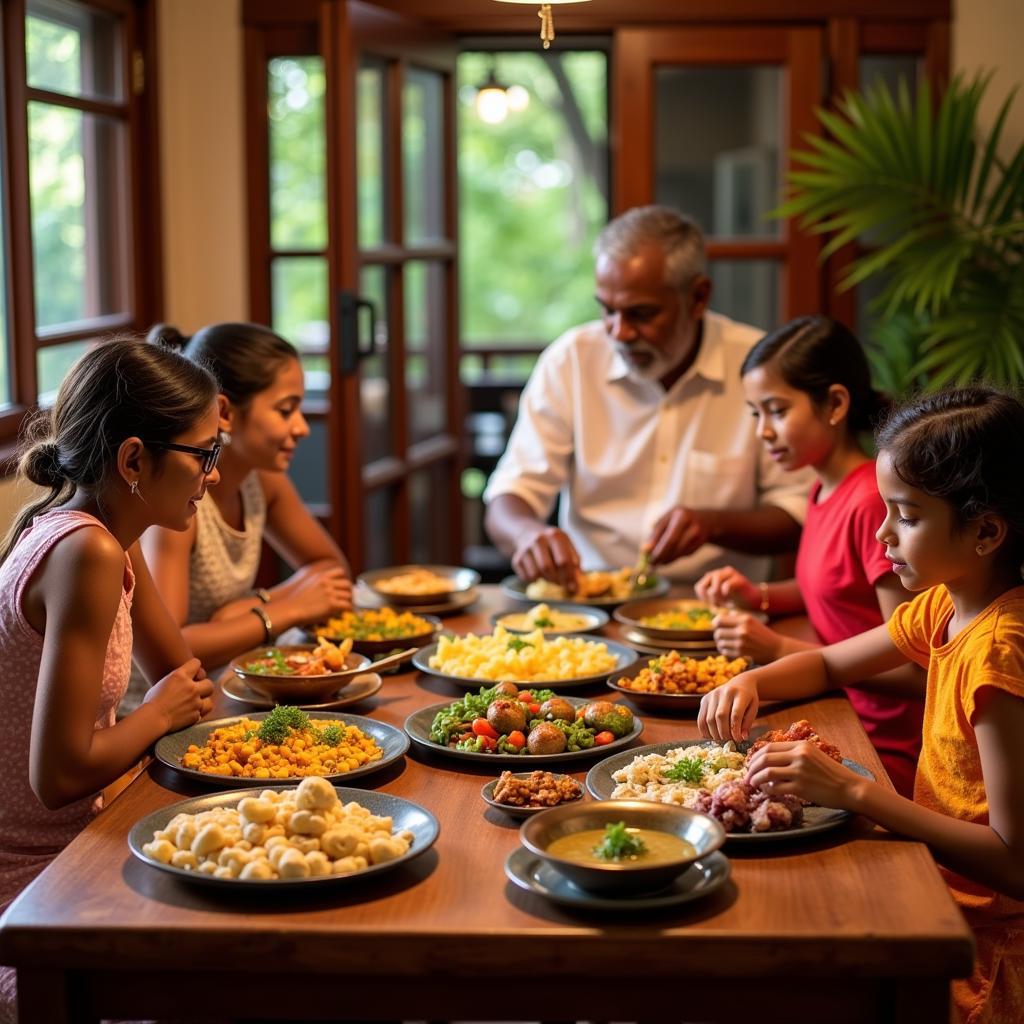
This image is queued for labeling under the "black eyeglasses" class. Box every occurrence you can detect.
[142,440,222,475]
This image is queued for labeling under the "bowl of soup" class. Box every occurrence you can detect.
[519,799,725,895]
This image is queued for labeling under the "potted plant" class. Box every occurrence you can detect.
[778,72,1024,392]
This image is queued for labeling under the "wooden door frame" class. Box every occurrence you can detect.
[613,24,824,320]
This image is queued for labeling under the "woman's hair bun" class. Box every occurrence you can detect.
[147,322,189,352]
[21,439,65,488]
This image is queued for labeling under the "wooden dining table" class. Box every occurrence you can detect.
[0,585,974,1023]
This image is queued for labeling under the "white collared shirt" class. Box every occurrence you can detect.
[483,311,814,582]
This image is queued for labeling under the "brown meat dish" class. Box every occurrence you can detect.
[491,771,582,808]
[747,719,844,763]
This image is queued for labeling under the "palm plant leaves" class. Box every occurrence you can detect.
[777,72,1024,390]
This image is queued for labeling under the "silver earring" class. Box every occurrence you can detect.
[976,545,985,555]
[129,480,139,496]
[219,429,232,447]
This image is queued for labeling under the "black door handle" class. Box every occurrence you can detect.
[338,291,378,374]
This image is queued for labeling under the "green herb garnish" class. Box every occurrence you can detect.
[662,757,705,784]
[320,724,344,745]
[592,821,647,861]
[507,637,533,653]
[256,706,310,745]
[532,616,554,628]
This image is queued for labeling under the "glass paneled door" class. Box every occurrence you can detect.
[614,26,824,325]
[321,1,461,571]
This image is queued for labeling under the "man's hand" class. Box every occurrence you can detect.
[512,526,581,592]
[646,506,714,565]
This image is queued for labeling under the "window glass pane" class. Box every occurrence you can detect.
[271,256,328,395]
[287,416,328,506]
[655,66,782,240]
[860,55,922,101]
[268,57,327,251]
[29,102,130,330]
[458,51,608,348]
[709,259,779,332]
[410,464,452,564]
[360,265,392,466]
[405,260,447,443]
[363,487,394,568]
[26,1,123,103]
[357,63,386,248]
[403,67,446,245]
[37,339,91,403]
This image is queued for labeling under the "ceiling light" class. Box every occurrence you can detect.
[492,0,592,50]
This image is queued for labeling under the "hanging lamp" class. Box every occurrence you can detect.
[491,0,592,50]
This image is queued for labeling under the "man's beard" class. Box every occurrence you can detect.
[613,316,695,383]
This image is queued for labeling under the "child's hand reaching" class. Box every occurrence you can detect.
[143,657,214,732]
[695,566,760,609]
[745,740,865,812]
[697,672,760,743]
[712,610,785,663]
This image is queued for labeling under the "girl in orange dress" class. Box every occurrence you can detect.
[699,386,1024,1024]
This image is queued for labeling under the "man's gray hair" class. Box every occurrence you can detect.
[595,206,707,292]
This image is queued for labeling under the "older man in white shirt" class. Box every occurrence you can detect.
[483,206,813,588]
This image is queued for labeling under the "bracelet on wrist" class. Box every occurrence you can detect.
[253,587,271,604]
[758,582,771,614]
[250,605,273,643]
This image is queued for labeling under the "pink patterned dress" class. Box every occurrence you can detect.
[0,509,135,913]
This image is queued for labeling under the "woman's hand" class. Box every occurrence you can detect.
[745,741,866,812]
[143,657,214,732]
[695,566,760,609]
[712,610,785,663]
[697,673,760,743]
[280,566,353,625]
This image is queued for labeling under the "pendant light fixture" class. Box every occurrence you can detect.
[491,0,592,50]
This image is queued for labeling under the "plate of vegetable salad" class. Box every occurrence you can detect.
[403,683,643,765]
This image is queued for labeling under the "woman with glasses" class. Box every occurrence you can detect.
[138,321,353,680]
[0,339,218,1009]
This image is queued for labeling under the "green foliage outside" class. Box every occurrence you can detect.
[458,52,608,380]
[778,72,1024,392]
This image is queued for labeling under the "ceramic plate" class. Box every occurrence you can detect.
[585,740,874,842]
[303,613,442,656]
[490,604,610,635]
[355,582,479,617]
[129,786,438,889]
[499,574,670,610]
[504,846,730,911]
[220,671,383,711]
[358,565,480,606]
[154,710,409,787]
[412,638,639,691]
[614,597,720,642]
[480,772,585,819]
[404,696,643,766]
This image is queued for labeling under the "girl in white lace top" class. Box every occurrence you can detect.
[142,323,352,669]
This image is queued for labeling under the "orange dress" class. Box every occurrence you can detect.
[889,584,1024,1024]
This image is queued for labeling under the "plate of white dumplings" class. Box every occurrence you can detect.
[129,777,439,888]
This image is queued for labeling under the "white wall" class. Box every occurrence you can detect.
[157,0,247,330]
[953,0,1024,161]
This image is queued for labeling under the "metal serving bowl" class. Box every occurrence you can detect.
[230,645,372,702]
[614,597,721,643]
[519,799,725,895]
[304,612,442,656]
[359,565,481,607]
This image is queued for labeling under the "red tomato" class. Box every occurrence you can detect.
[478,735,497,752]
[506,730,526,750]
[594,731,615,746]
[472,718,499,740]
[528,702,541,715]
[518,690,535,701]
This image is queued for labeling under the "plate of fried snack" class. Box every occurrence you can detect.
[607,651,749,711]
[500,568,670,609]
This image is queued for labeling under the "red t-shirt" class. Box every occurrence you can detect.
[794,460,924,796]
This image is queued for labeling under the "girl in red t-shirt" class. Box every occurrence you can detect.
[695,315,925,796]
